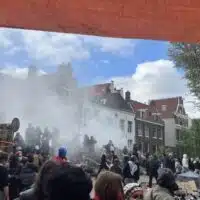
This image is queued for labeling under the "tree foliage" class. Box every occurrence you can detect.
[178,119,200,157]
[168,43,200,100]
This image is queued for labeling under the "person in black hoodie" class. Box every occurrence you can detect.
[123,155,130,183]
[97,154,109,175]
[148,155,160,187]
[163,153,175,173]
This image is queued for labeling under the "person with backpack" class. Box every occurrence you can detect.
[19,154,38,192]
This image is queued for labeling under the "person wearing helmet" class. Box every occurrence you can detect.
[53,147,68,164]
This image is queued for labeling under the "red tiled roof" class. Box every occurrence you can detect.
[86,83,111,96]
[130,100,148,110]
[131,100,164,124]
[149,97,182,119]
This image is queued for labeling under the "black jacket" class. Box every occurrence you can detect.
[148,159,160,176]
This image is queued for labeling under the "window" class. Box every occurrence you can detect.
[100,98,107,105]
[137,123,142,136]
[157,145,160,152]
[161,105,167,111]
[120,119,125,131]
[154,115,159,121]
[128,121,132,133]
[145,125,149,137]
[144,143,149,153]
[138,143,143,152]
[128,139,133,148]
[157,127,162,139]
[176,129,181,141]
[141,111,145,118]
[152,127,157,138]
[149,112,152,116]
[152,145,157,153]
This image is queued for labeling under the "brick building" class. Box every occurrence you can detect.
[149,97,190,152]
[125,91,165,154]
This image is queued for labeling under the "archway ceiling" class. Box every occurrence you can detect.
[1,0,200,42]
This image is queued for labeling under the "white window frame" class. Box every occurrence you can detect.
[145,125,149,137]
[152,127,157,138]
[128,121,132,133]
[127,139,133,148]
[138,123,142,136]
[119,119,125,131]
[157,127,163,140]
[161,105,167,111]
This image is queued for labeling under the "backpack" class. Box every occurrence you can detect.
[19,166,36,186]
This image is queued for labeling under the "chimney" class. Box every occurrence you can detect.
[125,91,131,101]
[110,80,115,93]
[178,96,183,105]
[149,100,155,107]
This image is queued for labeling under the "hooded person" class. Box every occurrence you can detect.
[144,168,179,200]
[53,147,67,164]
[48,165,92,200]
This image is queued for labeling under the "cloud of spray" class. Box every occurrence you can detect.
[80,104,127,148]
[0,72,127,151]
[0,73,77,138]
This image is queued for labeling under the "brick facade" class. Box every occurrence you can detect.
[135,119,165,154]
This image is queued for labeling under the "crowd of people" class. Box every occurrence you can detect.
[0,137,199,200]
[97,149,200,200]
[0,144,183,200]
